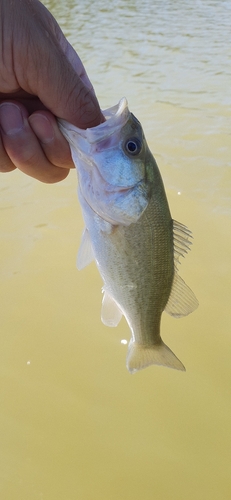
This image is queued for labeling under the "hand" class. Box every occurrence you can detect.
[0,0,103,182]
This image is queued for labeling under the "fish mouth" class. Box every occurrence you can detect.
[58,98,129,148]
[86,98,129,144]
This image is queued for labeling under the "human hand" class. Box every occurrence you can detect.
[0,0,103,182]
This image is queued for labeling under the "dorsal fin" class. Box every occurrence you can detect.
[173,220,193,268]
[165,272,199,317]
[164,220,199,317]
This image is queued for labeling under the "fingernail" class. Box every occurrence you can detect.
[0,103,24,135]
[29,114,54,144]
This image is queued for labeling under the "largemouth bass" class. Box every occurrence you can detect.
[59,98,198,373]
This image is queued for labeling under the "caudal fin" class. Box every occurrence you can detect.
[126,339,185,374]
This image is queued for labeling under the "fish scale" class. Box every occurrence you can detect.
[59,98,198,373]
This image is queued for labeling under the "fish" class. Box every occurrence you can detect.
[59,98,198,373]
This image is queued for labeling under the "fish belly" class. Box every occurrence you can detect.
[82,189,174,344]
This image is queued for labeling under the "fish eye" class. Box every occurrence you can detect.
[125,138,142,156]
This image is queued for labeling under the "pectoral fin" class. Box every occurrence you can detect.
[76,228,94,270]
[165,272,199,317]
[101,290,123,327]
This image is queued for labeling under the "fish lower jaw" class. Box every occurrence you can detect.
[126,339,185,374]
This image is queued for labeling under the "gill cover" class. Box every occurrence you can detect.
[59,98,150,226]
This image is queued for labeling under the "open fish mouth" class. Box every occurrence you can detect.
[86,98,130,144]
[58,98,129,149]
[59,97,149,225]
[59,97,145,189]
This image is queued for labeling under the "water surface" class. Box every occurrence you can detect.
[0,1,231,499]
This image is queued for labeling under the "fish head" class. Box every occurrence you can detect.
[59,98,154,226]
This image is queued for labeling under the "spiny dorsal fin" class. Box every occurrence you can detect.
[76,228,94,270]
[173,220,193,268]
[166,220,199,317]
[101,290,123,327]
[165,272,199,318]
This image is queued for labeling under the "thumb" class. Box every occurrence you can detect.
[37,52,103,129]
[15,1,104,129]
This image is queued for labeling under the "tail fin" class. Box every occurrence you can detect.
[126,339,185,374]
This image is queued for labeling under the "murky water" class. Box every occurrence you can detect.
[1,1,231,499]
